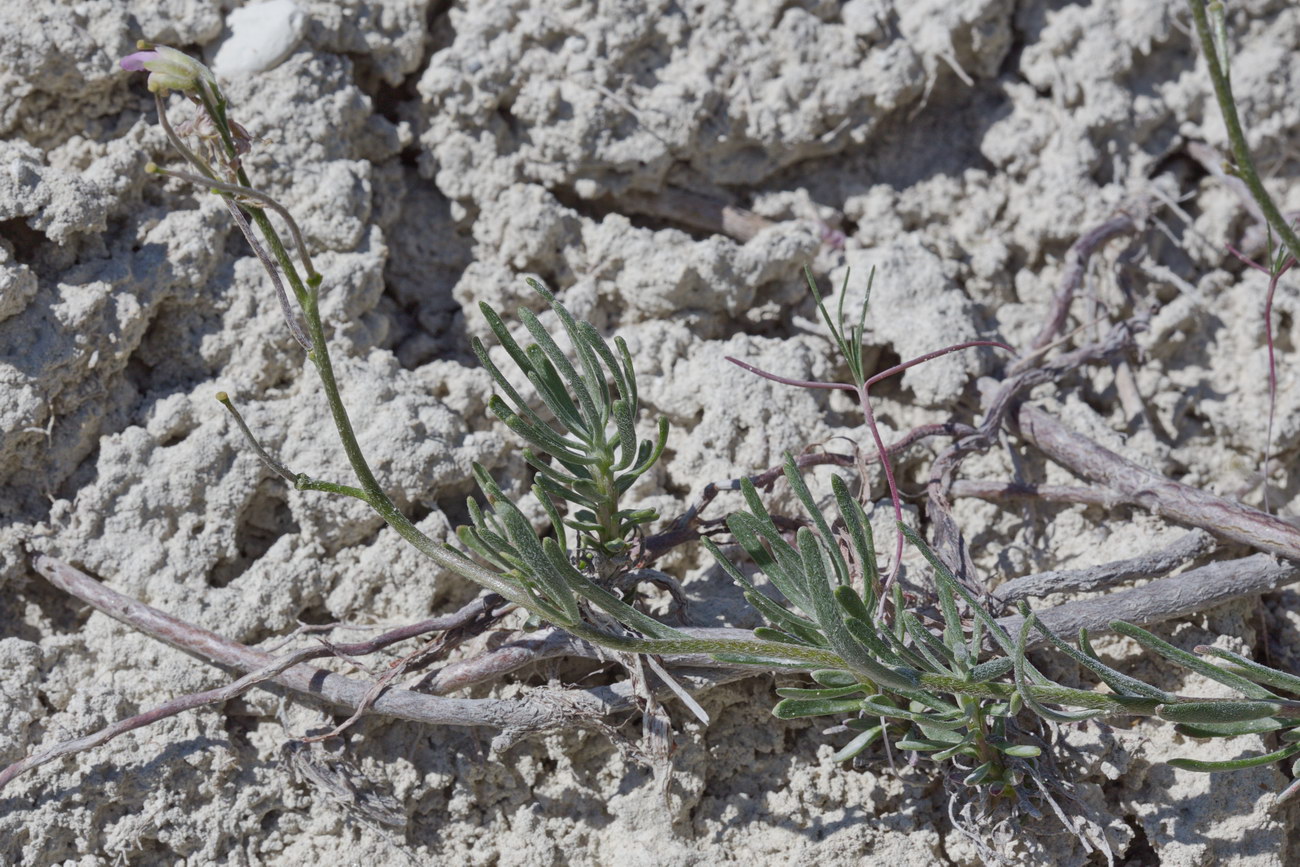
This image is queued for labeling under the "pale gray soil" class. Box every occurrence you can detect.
[2,1,1300,864]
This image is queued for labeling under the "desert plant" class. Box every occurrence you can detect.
[11,36,1300,859]
[1187,0,1300,506]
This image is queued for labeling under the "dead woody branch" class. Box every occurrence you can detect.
[0,554,755,791]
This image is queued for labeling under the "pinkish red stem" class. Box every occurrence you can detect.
[1228,244,1296,513]
[727,338,1014,595]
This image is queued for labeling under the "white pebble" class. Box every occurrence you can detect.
[211,0,307,78]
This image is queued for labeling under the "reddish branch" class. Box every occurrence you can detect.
[1026,210,1146,355]
[925,317,1148,589]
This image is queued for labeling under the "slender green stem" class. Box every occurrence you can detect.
[591,452,621,548]
[563,627,850,667]
[193,87,547,613]
[216,391,297,484]
[1188,0,1300,263]
[293,476,369,501]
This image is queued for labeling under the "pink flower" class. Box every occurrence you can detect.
[119,45,215,95]
[118,50,156,71]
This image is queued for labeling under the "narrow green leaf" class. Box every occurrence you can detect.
[519,307,603,435]
[891,582,906,642]
[851,268,874,384]
[800,526,915,688]
[876,620,934,671]
[964,761,995,786]
[858,699,966,730]
[614,336,639,412]
[931,743,981,762]
[561,516,607,533]
[531,279,610,421]
[486,396,591,463]
[534,473,598,510]
[478,303,534,376]
[754,627,809,646]
[728,512,812,614]
[611,399,637,471]
[931,553,963,657]
[775,683,868,700]
[523,348,589,438]
[1014,613,1104,723]
[967,657,1014,683]
[831,726,883,762]
[783,455,849,585]
[738,477,780,536]
[894,738,956,752]
[1111,622,1280,700]
[912,725,966,746]
[496,501,579,623]
[1195,645,1300,696]
[471,336,549,431]
[1156,700,1283,724]
[831,475,877,608]
[1174,718,1291,738]
[812,670,860,688]
[833,583,873,624]
[1169,742,1300,773]
[746,592,829,647]
[703,538,826,645]
[995,743,1042,758]
[900,610,958,674]
[843,615,920,669]
[532,484,568,552]
[456,525,518,573]
[1028,615,1174,701]
[521,450,586,488]
[576,321,631,411]
[904,526,1019,658]
[556,551,687,642]
[623,417,669,479]
[772,697,866,719]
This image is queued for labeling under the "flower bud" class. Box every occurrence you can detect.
[120,45,217,96]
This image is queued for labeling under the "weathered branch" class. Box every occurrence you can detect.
[1015,403,1300,561]
[993,530,1217,603]
[926,318,1147,588]
[950,479,1122,509]
[1002,554,1299,644]
[1025,211,1145,355]
[1,555,754,792]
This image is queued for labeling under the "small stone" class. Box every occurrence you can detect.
[211,0,308,78]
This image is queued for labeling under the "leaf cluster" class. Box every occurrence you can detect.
[703,456,1300,799]
[463,279,666,562]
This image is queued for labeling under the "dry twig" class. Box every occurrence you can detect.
[1015,403,1300,561]
[925,317,1148,588]
[1024,210,1146,356]
[1000,554,1298,643]
[992,529,1217,604]
[0,555,753,792]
